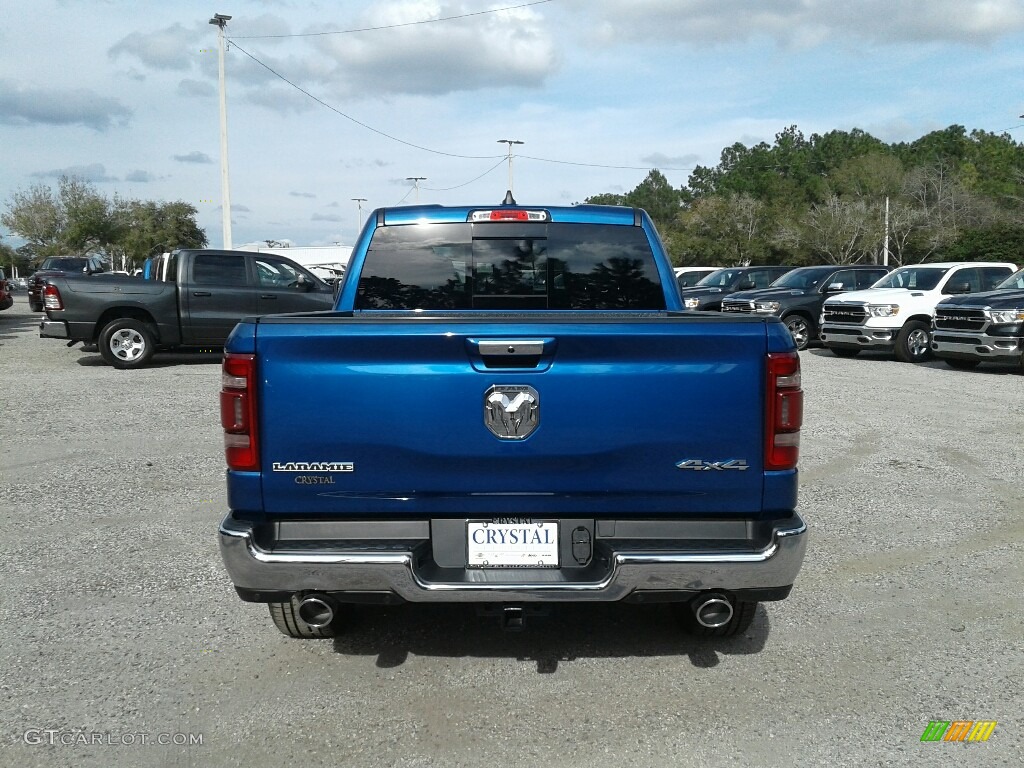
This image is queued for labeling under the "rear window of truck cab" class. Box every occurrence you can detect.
[355,222,666,310]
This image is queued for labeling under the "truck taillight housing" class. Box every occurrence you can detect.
[43,284,64,310]
[765,352,803,471]
[220,353,259,471]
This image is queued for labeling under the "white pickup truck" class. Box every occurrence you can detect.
[818,261,1017,362]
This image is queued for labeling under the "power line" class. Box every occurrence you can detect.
[230,0,554,39]
[424,158,508,191]
[224,43,695,178]
[228,41,503,162]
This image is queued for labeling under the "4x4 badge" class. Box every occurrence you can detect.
[676,459,749,471]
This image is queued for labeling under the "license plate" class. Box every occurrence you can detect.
[466,521,559,568]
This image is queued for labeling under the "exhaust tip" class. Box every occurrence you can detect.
[692,594,734,628]
[297,595,335,629]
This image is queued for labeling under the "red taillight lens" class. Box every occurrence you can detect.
[220,353,259,471]
[765,352,803,471]
[43,284,64,310]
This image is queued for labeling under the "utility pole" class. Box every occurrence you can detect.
[405,177,426,204]
[497,139,524,195]
[209,13,233,250]
[883,195,890,267]
[352,198,368,237]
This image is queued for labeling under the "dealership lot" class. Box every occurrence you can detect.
[1,298,1021,768]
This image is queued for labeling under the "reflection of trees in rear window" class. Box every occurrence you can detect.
[358,276,470,309]
[356,222,664,310]
[473,238,547,296]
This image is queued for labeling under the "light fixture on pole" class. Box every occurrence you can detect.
[351,197,367,220]
[497,139,524,196]
[405,177,426,204]
[209,13,233,249]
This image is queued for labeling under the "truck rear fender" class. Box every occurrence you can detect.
[93,306,162,343]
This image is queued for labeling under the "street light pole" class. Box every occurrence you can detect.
[497,139,524,195]
[209,13,233,250]
[405,177,426,204]
[351,197,367,235]
[883,195,890,267]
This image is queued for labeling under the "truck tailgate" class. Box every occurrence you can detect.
[252,316,770,517]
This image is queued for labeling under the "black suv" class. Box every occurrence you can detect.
[722,264,890,349]
[28,255,107,311]
[677,266,795,311]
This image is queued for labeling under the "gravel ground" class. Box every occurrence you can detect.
[1,296,1021,768]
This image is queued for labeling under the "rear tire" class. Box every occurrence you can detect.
[268,600,343,639]
[943,358,980,370]
[29,299,43,312]
[99,318,155,369]
[895,320,932,363]
[677,599,757,638]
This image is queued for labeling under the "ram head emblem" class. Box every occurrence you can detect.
[484,385,539,440]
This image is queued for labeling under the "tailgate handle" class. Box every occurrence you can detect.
[477,340,545,357]
[469,337,555,371]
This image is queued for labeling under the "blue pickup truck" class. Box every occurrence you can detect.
[218,200,807,638]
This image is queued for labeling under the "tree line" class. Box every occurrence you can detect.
[4,124,1023,276]
[586,124,1024,268]
[0,177,206,275]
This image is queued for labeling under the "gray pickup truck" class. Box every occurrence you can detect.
[39,249,335,368]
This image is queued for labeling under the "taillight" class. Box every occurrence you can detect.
[220,353,259,471]
[765,352,803,471]
[43,284,64,310]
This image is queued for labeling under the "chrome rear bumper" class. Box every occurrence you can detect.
[219,512,807,603]
[39,319,69,338]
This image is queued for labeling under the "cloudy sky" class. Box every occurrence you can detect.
[2,0,1024,249]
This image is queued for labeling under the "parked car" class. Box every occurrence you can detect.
[819,261,1017,362]
[673,266,721,288]
[721,264,890,350]
[931,267,1024,369]
[0,269,13,311]
[27,255,108,311]
[677,266,796,311]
